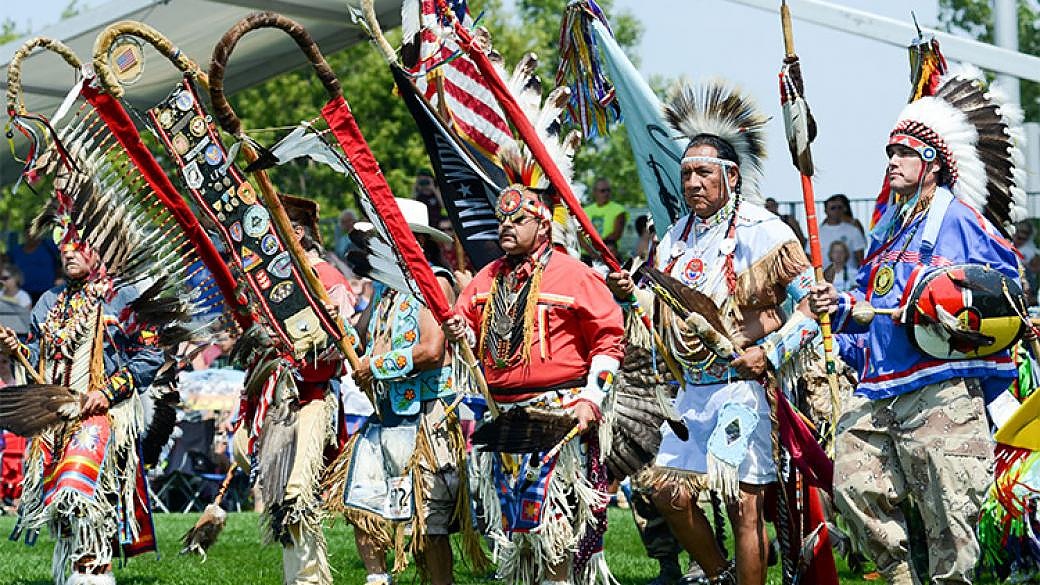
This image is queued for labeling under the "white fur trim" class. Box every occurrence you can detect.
[66,571,115,585]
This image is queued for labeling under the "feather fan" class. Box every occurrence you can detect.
[605,346,675,479]
[471,408,576,454]
[0,384,80,437]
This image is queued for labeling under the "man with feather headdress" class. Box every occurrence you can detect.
[0,208,164,585]
[442,108,625,583]
[608,80,821,585]
[323,197,486,585]
[809,67,1026,585]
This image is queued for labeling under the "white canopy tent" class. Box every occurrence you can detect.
[0,0,402,184]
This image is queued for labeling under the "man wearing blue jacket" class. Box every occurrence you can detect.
[810,70,1025,585]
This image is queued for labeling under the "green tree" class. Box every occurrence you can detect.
[938,0,1040,120]
[0,19,19,45]
[228,0,648,232]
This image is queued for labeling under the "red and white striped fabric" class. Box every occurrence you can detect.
[405,0,512,157]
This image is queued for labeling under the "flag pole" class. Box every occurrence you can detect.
[389,0,686,437]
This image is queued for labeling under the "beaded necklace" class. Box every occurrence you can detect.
[478,245,552,368]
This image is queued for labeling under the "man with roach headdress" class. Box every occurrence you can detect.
[442,85,625,584]
[809,67,1027,585]
[608,80,821,585]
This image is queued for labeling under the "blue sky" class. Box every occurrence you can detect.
[610,0,942,205]
[1,0,100,33]
[2,0,958,206]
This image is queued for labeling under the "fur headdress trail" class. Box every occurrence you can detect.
[889,65,1027,236]
[663,79,768,203]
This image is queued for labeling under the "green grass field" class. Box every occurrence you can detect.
[0,509,996,584]
[0,505,1006,582]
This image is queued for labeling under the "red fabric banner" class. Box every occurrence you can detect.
[83,85,250,332]
[321,95,453,323]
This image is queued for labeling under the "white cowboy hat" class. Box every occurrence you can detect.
[394,197,452,244]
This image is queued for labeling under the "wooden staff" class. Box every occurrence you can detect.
[207,13,500,415]
[779,0,841,430]
[6,37,82,116]
[93,19,363,374]
[360,0,684,428]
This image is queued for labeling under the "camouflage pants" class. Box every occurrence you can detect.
[629,470,681,560]
[834,378,994,585]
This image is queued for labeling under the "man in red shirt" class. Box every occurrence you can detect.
[444,185,624,585]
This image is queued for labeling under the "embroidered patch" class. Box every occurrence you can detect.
[520,498,543,522]
[174,89,194,111]
[238,182,258,205]
[260,234,279,256]
[183,161,203,190]
[874,265,895,296]
[241,246,262,271]
[682,258,704,285]
[270,281,294,303]
[189,116,207,137]
[203,143,223,166]
[268,251,293,279]
[243,205,270,238]
[172,133,189,155]
[707,402,759,467]
[255,270,271,290]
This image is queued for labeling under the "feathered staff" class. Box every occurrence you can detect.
[2,37,230,432]
[208,12,494,414]
[778,0,840,429]
[776,4,839,585]
[432,1,687,437]
[92,20,362,372]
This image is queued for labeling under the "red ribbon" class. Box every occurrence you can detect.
[83,85,251,332]
[321,95,453,322]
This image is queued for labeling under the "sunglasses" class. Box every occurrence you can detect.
[0,275,11,281]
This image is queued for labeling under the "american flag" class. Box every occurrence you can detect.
[403,0,512,158]
[114,46,138,73]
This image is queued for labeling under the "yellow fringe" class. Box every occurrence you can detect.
[88,304,105,393]
[449,414,491,575]
[476,276,497,361]
[520,260,545,363]
[638,465,709,506]
[733,240,810,310]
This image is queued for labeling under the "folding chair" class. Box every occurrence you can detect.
[155,419,214,512]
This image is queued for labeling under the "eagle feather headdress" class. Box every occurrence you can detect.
[492,52,583,256]
[663,79,768,204]
[494,52,582,193]
[888,65,1027,236]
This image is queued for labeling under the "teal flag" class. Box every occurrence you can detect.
[590,19,687,237]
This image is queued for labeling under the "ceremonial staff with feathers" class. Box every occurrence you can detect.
[0,35,228,585]
[777,0,841,441]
